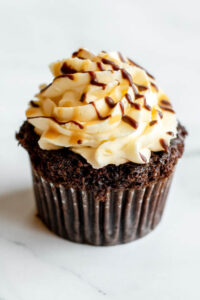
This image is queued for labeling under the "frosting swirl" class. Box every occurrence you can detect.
[26,48,177,168]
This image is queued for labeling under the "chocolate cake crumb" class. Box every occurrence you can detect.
[16,121,187,201]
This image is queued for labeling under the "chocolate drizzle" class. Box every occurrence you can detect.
[102,58,120,71]
[143,97,151,111]
[132,103,141,110]
[120,101,138,129]
[72,50,80,57]
[125,93,141,110]
[97,62,104,71]
[89,71,106,89]
[134,84,149,92]
[118,52,126,63]
[121,69,142,99]
[121,69,135,89]
[30,100,39,108]
[125,93,133,104]
[159,105,175,113]
[157,110,163,119]
[159,100,175,113]
[27,116,84,129]
[60,62,77,74]
[122,115,138,129]
[160,99,171,106]
[159,138,168,152]
[128,58,155,80]
[36,50,166,138]
[167,131,174,136]
[150,82,159,92]
[72,48,85,59]
[91,102,110,120]
[139,152,147,163]
[105,96,116,108]
[69,120,84,129]
[149,120,158,126]
[119,102,124,115]
[56,74,74,80]
[80,93,86,102]
[77,139,82,144]
[40,74,74,94]
[40,83,52,93]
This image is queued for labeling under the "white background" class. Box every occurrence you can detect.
[0,0,200,299]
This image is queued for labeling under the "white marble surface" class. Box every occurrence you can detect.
[0,0,200,299]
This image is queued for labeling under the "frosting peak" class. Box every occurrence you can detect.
[26,48,177,168]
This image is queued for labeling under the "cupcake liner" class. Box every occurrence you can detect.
[31,167,173,246]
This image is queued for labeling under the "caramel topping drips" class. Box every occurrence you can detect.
[26,48,177,168]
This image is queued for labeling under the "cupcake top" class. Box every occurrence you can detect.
[26,48,177,168]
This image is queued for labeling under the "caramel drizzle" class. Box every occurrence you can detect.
[105,96,116,108]
[139,152,147,163]
[159,138,168,152]
[119,101,138,129]
[89,71,106,89]
[90,102,110,120]
[121,69,142,100]
[149,120,158,126]
[30,100,39,108]
[60,62,77,74]
[118,52,126,63]
[128,58,155,80]
[97,62,104,71]
[27,116,84,129]
[102,58,120,71]
[39,52,159,133]
[125,93,141,110]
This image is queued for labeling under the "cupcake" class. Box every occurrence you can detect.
[16,48,187,246]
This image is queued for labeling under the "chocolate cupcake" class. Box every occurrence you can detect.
[16,48,187,246]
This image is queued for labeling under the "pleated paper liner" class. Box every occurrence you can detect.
[32,167,173,246]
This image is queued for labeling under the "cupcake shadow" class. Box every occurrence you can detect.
[0,188,52,237]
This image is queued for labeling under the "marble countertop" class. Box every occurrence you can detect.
[0,0,200,299]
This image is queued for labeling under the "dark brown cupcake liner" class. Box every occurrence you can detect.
[31,166,173,246]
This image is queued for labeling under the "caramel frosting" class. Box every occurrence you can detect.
[26,48,177,168]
